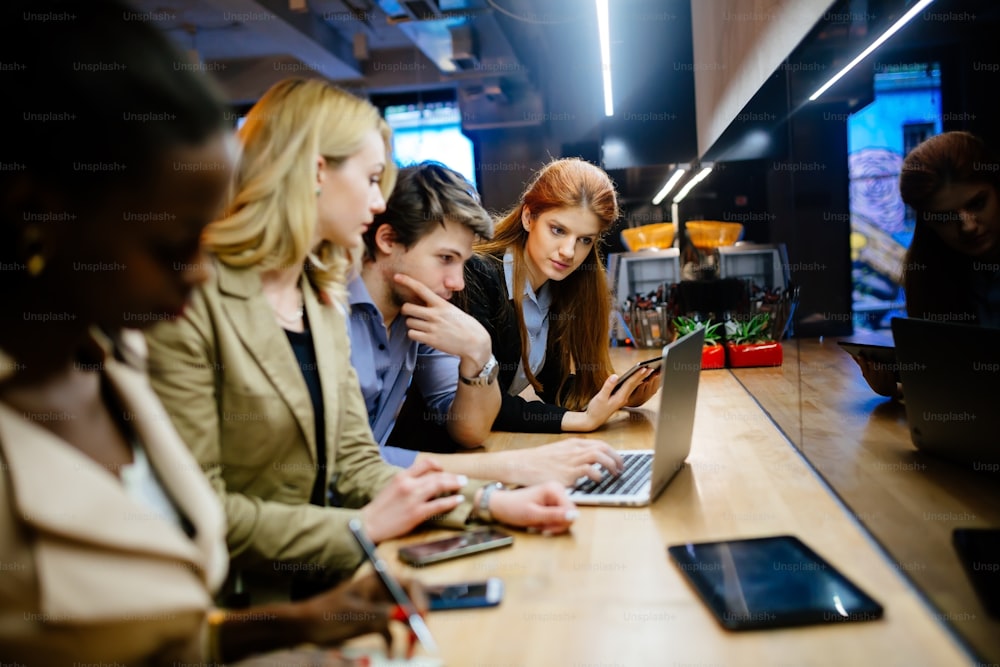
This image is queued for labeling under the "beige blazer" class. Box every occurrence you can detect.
[144,260,480,599]
[0,333,228,666]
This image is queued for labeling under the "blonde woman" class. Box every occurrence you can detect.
[144,78,577,604]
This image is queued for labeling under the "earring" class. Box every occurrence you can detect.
[316,186,322,197]
[21,225,45,277]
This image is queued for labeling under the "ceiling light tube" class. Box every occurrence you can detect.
[596,0,613,116]
[652,167,687,205]
[808,0,935,101]
[673,165,713,204]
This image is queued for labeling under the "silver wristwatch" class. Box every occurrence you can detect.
[460,354,499,386]
[476,482,504,523]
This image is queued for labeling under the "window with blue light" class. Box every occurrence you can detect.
[847,62,941,331]
[383,99,477,188]
[233,94,478,189]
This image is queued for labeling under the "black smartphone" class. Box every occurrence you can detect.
[426,577,504,611]
[398,528,513,567]
[953,528,1000,617]
[837,340,900,382]
[836,340,895,362]
[612,354,664,394]
[668,535,883,631]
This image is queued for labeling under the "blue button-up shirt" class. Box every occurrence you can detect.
[504,251,551,396]
[347,275,460,466]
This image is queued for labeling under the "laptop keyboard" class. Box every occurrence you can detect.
[574,452,653,495]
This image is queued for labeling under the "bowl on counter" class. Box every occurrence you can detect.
[621,222,676,251]
[685,221,744,250]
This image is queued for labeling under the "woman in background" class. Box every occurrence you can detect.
[855,131,1000,397]
[463,158,662,433]
[0,2,426,665]
[899,131,1000,324]
[144,78,578,604]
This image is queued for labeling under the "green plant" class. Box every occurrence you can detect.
[725,313,773,345]
[672,316,723,346]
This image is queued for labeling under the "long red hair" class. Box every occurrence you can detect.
[475,158,619,409]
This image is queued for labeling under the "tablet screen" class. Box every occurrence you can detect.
[668,535,883,630]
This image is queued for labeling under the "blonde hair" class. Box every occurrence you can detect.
[205,78,396,299]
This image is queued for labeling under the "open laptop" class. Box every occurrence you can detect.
[891,317,1000,467]
[569,327,704,506]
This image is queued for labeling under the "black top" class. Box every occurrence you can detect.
[461,253,572,433]
[283,324,327,506]
[283,323,344,602]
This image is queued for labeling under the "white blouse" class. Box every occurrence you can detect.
[120,441,184,528]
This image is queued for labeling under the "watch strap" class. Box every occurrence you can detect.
[460,354,499,386]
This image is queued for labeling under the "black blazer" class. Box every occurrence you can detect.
[461,253,571,433]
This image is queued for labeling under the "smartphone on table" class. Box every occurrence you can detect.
[426,577,504,611]
[398,528,514,567]
[668,534,883,630]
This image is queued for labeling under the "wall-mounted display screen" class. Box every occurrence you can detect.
[384,98,476,188]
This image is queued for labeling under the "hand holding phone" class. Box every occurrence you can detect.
[612,354,663,395]
[426,577,504,611]
[837,340,897,366]
[398,528,513,567]
[838,340,902,396]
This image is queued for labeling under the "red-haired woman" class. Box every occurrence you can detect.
[464,158,662,433]
[854,131,1000,397]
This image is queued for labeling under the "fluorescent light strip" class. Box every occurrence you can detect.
[596,0,613,116]
[651,168,687,205]
[673,166,713,204]
[808,0,935,101]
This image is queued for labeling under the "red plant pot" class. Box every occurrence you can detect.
[701,344,726,369]
[725,341,783,367]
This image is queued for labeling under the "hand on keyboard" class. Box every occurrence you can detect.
[573,462,615,488]
[497,438,622,487]
[573,453,652,495]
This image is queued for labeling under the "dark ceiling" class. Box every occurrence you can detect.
[133,0,1000,209]
[704,0,1000,164]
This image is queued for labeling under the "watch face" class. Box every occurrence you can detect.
[463,357,499,385]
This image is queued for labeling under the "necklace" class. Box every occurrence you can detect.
[271,289,304,324]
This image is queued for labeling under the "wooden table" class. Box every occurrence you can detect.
[371,347,973,667]
[732,337,1000,665]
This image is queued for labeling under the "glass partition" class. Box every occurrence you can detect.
[708,1,1000,662]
